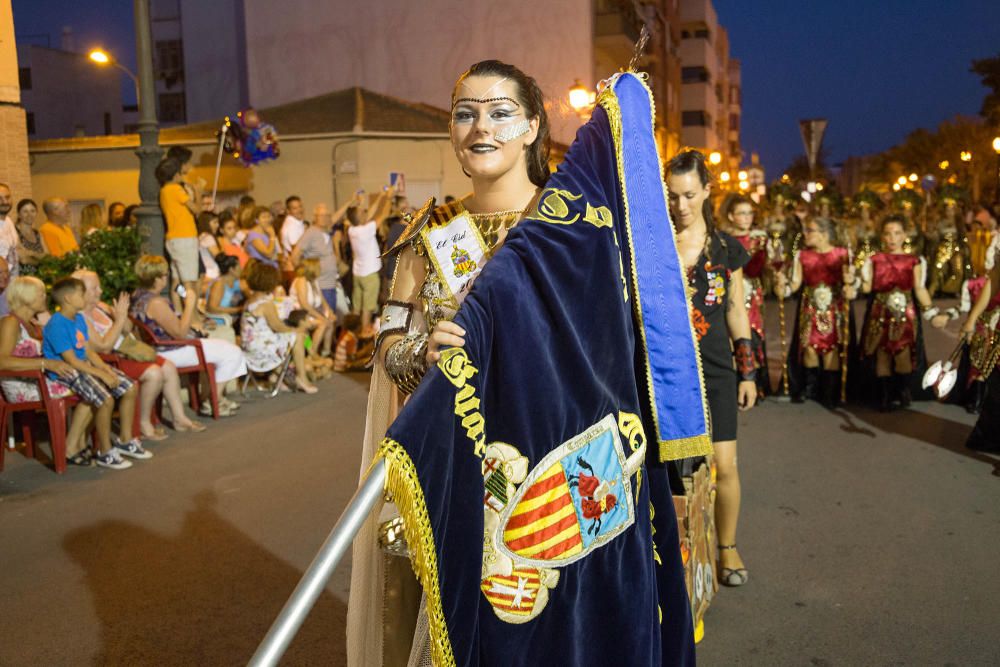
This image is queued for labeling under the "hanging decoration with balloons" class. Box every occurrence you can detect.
[210,108,280,205]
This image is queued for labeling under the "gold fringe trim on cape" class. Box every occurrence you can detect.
[376,438,456,667]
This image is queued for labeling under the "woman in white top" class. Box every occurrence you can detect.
[288,257,335,357]
[197,212,222,280]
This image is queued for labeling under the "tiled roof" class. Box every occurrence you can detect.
[29,87,451,152]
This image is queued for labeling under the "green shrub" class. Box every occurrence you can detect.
[35,227,141,298]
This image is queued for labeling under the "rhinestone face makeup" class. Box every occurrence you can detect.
[494,119,531,144]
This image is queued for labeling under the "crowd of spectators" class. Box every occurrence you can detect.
[0,145,423,474]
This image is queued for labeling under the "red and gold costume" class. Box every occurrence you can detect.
[797,247,850,355]
[965,275,1000,383]
[862,253,923,358]
[735,232,769,391]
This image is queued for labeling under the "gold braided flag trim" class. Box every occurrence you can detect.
[658,434,713,462]
[376,438,456,667]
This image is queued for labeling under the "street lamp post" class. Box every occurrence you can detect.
[88,48,140,104]
[992,137,1000,200]
[133,0,164,255]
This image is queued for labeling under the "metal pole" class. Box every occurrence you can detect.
[248,459,387,667]
[211,123,228,207]
[133,0,164,255]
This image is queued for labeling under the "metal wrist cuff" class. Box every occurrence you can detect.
[384,332,429,395]
[922,306,941,321]
[946,307,960,321]
[733,337,756,382]
[375,300,414,354]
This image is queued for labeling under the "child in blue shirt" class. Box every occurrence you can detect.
[44,277,151,469]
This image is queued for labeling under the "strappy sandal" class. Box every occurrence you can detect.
[718,544,749,587]
[67,450,94,467]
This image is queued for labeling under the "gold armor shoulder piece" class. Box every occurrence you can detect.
[382,196,437,258]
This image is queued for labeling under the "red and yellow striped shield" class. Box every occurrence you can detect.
[480,566,542,617]
[502,462,584,561]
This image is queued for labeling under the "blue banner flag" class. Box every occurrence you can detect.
[378,72,709,666]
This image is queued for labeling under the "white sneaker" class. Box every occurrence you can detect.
[95,449,133,470]
[114,438,153,460]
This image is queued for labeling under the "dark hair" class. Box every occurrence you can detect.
[244,260,281,293]
[123,204,139,225]
[444,195,456,204]
[807,216,837,243]
[218,208,236,226]
[341,313,362,332]
[665,149,724,253]
[51,277,84,304]
[155,157,182,186]
[453,60,551,188]
[285,309,308,328]
[214,252,239,275]
[252,206,272,224]
[196,211,219,236]
[345,206,361,225]
[285,195,301,208]
[15,198,37,216]
[166,145,193,165]
[238,195,256,207]
[107,201,126,227]
[881,214,906,233]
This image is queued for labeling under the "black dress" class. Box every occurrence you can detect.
[687,231,750,442]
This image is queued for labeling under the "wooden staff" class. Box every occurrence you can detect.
[839,247,854,403]
[779,288,790,396]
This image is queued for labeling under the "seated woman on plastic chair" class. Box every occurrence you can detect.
[0,276,91,465]
[130,254,248,417]
[241,261,317,394]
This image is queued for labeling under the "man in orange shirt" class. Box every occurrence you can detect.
[39,198,80,257]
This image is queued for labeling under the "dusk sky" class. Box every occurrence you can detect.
[13,1,1000,178]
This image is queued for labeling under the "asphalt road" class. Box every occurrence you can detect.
[0,300,997,666]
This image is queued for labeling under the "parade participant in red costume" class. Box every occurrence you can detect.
[776,217,856,406]
[860,216,948,411]
[958,238,1000,413]
[966,233,1000,452]
[728,195,772,397]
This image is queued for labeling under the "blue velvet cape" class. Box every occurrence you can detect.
[379,73,711,666]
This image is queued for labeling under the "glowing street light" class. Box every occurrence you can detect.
[897,176,907,186]
[568,80,595,114]
[993,137,1000,154]
[719,171,731,182]
[781,173,790,182]
[708,151,722,166]
[738,180,750,191]
[815,183,824,191]
[737,170,748,181]
[960,151,972,162]
[908,173,918,182]
[939,160,949,170]
[88,47,139,102]
[892,183,901,191]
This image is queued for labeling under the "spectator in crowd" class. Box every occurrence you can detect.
[197,211,222,280]
[0,276,94,465]
[200,193,215,213]
[39,197,80,258]
[14,198,47,276]
[347,187,393,335]
[241,261,317,394]
[280,195,307,284]
[79,203,105,237]
[44,277,149,469]
[206,253,244,325]
[217,209,249,267]
[108,201,127,228]
[333,313,372,372]
[74,269,205,438]
[288,257,334,357]
[243,206,280,268]
[380,213,407,300]
[236,196,256,236]
[122,204,139,228]
[131,254,247,417]
[0,183,20,314]
[290,200,353,315]
[156,157,201,305]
